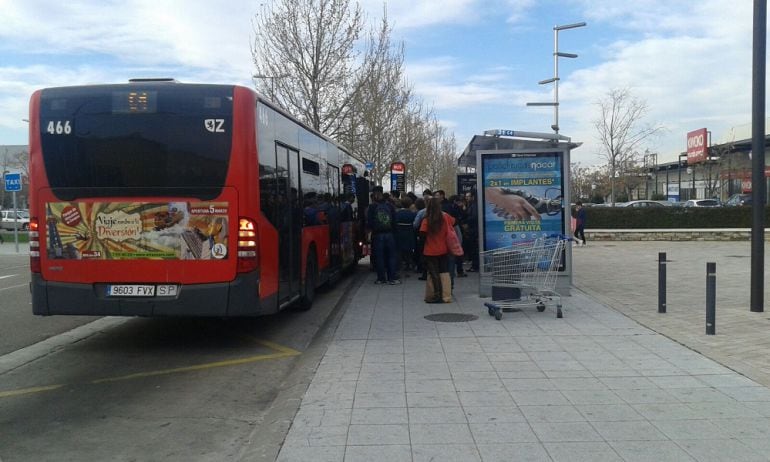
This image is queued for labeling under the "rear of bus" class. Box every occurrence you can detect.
[29,80,263,317]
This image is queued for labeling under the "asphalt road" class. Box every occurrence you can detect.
[0,252,365,462]
[0,253,95,356]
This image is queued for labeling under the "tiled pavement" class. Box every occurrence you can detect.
[572,241,770,388]
[276,243,770,461]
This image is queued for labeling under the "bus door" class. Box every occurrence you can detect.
[276,144,302,302]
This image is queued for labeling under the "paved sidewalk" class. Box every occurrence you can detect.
[276,260,770,461]
[573,241,770,388]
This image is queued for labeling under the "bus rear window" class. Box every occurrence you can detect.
[39,84,234,200]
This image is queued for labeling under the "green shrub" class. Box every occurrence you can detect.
[0,230,29,243]
[584,206,767,229]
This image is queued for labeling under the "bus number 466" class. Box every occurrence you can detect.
[47,120,72,135]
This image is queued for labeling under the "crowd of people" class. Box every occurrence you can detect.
[365,186,480,303]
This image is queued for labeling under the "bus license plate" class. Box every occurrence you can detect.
[107,285,179,297]
[107,285,156,297]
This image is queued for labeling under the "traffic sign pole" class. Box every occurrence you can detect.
[12,191,18,253]
[4,172,22,253]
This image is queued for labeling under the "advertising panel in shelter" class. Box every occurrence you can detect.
[45,201,229,260]
[481,152,564,251]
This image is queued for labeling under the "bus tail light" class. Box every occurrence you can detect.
[237,217,258,273]
[29,218,41,273]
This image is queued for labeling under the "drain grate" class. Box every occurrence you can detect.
[424,313,478,323]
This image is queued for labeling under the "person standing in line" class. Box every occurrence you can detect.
[574,201,587,246]
[464,190,479,272]
[434,189,451,214]
[367,186,400,284]
[412,198,427,279]
[420,197,454,303]
[448,194,467,278]
[395,197,416,273]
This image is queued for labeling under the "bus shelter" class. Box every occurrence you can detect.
[458,130,580,297]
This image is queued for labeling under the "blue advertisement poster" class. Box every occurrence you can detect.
[481,152,564,251]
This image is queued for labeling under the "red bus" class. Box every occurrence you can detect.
[28,79,366,316]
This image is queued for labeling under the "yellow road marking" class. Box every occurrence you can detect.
[91,350,299,384]
[0,339,301,397]
[0,384,64,398]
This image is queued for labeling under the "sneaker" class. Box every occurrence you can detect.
[388,279,402,285]
[457,272,468,278]
[374,279,387,285]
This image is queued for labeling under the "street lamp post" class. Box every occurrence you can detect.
[527,22,587,134]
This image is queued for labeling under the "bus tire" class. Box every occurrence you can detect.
[298,251,317,311]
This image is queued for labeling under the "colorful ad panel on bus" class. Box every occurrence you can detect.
[481,152,564,251]
[45,201,229,260]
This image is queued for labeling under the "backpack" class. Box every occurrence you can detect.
[371,202,393,232]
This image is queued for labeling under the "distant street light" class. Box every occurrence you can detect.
[527,21,587,134]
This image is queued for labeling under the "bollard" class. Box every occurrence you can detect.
[658,252,666,313]
[706,262,716,335]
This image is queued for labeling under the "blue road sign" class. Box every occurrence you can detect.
[365,162,374,170]
[4,173,21,192]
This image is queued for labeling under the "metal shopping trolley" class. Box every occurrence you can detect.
[480,235,568,320]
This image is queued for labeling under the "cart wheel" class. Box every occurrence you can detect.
[494,309,502,321]
[537,303,546,312]
[556,306,563,318]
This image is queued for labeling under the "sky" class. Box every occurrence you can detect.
[0,0,761,167]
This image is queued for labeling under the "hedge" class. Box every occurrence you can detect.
[582,206,770,229]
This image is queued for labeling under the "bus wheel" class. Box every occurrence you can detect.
[298,252,317,311]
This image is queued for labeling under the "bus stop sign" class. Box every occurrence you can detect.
[4,173,21,192]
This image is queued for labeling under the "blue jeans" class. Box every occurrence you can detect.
[373,232,398,281]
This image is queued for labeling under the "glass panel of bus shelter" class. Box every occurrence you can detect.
[39,84,233,200]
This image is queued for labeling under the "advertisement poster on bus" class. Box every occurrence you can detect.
[481,152,564,251]
[45,201,229,260]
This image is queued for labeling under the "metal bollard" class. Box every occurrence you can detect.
[706,262,716,335]
[658,252,666,313]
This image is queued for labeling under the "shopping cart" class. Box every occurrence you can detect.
[480,235,569,320]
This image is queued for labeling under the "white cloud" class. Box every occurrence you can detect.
[543,0,756,164]
[359,0,480,29]
[0,0,255,82]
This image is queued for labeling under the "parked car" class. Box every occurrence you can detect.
[617,200,670,208]
[725,193,752,206]
[0,209,30,230]
[684,199,721,207]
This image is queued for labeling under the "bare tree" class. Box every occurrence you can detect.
[351,13,410,186]
[594,88,663,204]
[570,162,593,201]
[251,0,363,138]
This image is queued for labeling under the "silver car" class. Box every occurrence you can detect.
[0,210,30,230]
[684,199,721,207]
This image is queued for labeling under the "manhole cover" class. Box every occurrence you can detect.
[424,313,478,323]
